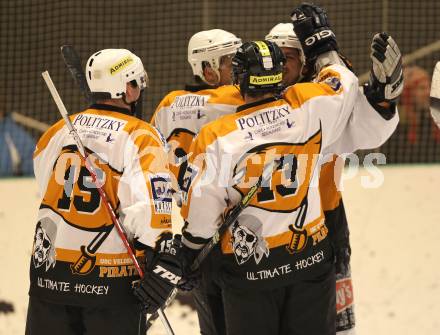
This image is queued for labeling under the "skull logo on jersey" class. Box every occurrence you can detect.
[231,214,269,265]
[32,218,57,271]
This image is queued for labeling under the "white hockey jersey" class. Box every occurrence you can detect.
[180,65,398,289]
[151,85,243,195]
[30,104,172,306]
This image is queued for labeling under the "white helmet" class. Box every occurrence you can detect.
[265,23,305,65]
[188,29,242,84]
[86,49,148,99]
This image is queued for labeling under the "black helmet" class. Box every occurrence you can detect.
[232,40,285,96]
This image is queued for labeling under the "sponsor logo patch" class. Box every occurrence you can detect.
[249,73,282,85]
[336,277,354,313]
[323,76,342,92]
[150,174,172,214]
[109,56,134,75]
[180,162,199,204]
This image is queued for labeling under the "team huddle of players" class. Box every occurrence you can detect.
[26,3,404,335]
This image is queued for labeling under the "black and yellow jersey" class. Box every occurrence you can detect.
[151,85,243,196]
[180,65,398,289]
[30,104,172,306]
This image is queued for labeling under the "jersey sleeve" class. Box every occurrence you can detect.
[325,87,399,154]
[33,120,66,198]
[287,64,360,153]
[118,124,172,249]
[180,127,227,249]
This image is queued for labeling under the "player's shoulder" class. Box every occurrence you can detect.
[81,105,165,145]
[158,89,192,107]
[283,66,345,107]
[195,108,239,147]
[34,117,66,157]
[201,85,244,106]
[127,118,166,144]
[81,105,141,131]
[38,116,67,144]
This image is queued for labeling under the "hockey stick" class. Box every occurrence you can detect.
[60,45,93,103]
[41,71,175,335]
[61,45,144,119]
[190,160,275,271]
[430,61,440,129]
[146,159,276,328]
[60,45,168,331]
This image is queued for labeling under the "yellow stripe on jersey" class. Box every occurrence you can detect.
[220,214,325,253]
[56,248,140,264]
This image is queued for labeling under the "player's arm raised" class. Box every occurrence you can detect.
[290,3,359,150]
[328,33,403,153]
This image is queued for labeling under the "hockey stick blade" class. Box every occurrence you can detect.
[60,45,92,103]
[430,61,440,129]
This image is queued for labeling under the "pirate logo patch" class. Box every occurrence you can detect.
[231,214,269,265]
[32,218,57,271]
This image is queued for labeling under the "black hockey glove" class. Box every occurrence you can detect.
[132,237,183,314]
[290,3,338,65]
[363,33,403,119]
[364,33,404,105]
[177,243,201,291]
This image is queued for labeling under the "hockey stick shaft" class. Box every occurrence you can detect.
[61,45,143,119]
[59,46,171,333]
[190,163,273,271]
[60,46,169,332]
[42,70,142,274]
[60,45,92,102]
[193,159,275,270]
[41,71,174,335]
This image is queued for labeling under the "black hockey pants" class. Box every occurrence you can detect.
[25,296,146,335]
[221,268,336,335]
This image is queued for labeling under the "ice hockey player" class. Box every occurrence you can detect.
[26,49,172,335]
[266,20,403,334]
[150,28,243,335]
[151,28,243,200]
[137,4,397,334]
[132,3,401,334]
